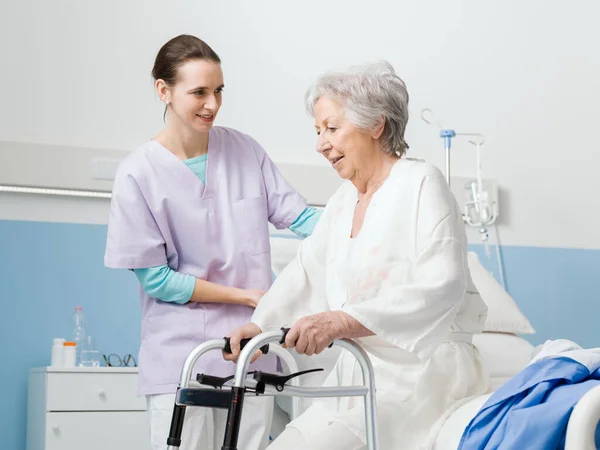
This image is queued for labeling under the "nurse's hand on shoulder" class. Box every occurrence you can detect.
[223,322,263,364]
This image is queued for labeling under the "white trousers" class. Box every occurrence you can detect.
[147,394,274,450]
[267,424,364,450]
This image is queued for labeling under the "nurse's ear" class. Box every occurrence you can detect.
[370,116,385,140]
[155,78,171,104]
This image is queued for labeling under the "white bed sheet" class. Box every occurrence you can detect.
[433,394,492,450]
[431,333,534,448]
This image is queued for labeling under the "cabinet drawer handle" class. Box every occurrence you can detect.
[97,388,106,397]
[52,425,60,433]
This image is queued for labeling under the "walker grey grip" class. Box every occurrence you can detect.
[223,337,269,355]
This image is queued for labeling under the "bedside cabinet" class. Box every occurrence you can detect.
[26,367,150,450]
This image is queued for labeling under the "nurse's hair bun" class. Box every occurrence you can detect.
[152,34,221,86]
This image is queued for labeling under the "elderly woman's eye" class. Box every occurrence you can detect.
[327,127,337,132]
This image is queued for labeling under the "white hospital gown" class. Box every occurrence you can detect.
[252,158,490,449]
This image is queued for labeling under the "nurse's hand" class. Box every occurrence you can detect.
[283,312,345,356]
[223,322,263,363]
[243,289,265,308]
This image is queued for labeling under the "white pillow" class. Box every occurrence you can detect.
[467,252,535,335]
[473,332,534,389]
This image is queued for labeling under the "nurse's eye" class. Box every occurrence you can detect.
[215,87,224,94]
[193,89,206,96]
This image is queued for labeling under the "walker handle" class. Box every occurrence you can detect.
[279,327,333,348]
[223,337,269,355]
[223,327,292,355]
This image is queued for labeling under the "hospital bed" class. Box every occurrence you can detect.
[433,384,600,449]
[269,235,600,449]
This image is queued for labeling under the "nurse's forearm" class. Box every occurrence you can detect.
[189,278,255,307]
[135,265,256,306]
[134,266,194,304]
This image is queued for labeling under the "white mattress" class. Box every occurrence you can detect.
[433,394,492,450]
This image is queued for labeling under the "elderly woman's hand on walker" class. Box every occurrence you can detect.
[283,311,373,356]
[224,311,374,363]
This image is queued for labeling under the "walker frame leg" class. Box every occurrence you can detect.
[166,394,185,449]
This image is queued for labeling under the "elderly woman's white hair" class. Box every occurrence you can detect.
[305,60,410,158]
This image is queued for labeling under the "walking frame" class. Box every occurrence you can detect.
[166,328,379,450]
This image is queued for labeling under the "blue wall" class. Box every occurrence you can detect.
[469,244,600,348]
[1,220,599,450]
[0,221,140,449]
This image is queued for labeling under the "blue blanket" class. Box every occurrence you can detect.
[458,355,600,449]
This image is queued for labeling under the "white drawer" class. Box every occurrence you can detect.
[46,372,146,411]
[45,411,149,450]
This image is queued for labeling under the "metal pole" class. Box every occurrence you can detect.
[445,145,451,187]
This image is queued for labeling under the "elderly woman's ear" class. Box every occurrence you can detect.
[371,117,386,140]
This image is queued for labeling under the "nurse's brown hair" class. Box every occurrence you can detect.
[152,34,221,86]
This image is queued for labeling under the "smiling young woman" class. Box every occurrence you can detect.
[104,34,323,450]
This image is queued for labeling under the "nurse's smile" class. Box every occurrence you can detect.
[197,114,215,123]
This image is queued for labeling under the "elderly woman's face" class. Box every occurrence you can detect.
[314,96,376,181]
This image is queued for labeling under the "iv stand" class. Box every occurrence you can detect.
[420,108,485,187]
[421,108,505,288]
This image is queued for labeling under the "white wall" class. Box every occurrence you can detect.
[1,0,599,249]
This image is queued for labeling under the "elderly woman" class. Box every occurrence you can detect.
[225,61,489,450]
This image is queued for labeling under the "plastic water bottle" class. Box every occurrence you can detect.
[73,306,86,366]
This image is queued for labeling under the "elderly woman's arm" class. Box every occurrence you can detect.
[340,237,466,353]
[224,193,339,361]
[223,234,330,361]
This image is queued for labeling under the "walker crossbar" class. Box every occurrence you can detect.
[167,328,379,450]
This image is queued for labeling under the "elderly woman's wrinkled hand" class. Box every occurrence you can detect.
[284,311,347,356]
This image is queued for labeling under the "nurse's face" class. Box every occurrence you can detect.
[167,59,224,133]
[314,96,379,182]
